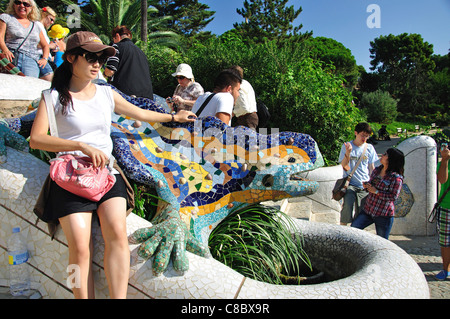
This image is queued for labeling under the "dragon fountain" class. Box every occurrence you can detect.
[0,77,429,298]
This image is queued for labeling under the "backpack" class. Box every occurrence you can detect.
[256,99,270,128]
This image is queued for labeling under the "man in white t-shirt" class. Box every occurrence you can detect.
[338,122,379,225]
[192,69,241,126]
[230,65,258,130]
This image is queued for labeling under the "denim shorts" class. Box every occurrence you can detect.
[39,59,53,78]
[15,51,40,78]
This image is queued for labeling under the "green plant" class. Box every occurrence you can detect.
[361,90,397,124]
[209,203,312,285]
[132,182,163,222]
[147,36,365,163]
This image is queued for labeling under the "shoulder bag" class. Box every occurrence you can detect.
[195,93,216,117]
[428,185,450,223]
[332,143,368,201]
[43,89,116,202]
[11,21,35,66]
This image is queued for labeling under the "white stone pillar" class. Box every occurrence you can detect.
[392,135,437,235]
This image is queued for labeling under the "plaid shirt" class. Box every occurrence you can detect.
[363,166,404,217]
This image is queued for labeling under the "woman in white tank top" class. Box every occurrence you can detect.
[30,31,196,299]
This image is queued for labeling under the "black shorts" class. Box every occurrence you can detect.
[42,174,128,222]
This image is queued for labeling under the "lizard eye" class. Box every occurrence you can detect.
[262,174,274,187]
[288,157,296,163]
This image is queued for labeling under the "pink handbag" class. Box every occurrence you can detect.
[49,154,116,202]
[42,89,116,202]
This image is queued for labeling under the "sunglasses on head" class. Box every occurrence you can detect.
[82,52,108,65]
[14,0,31,8]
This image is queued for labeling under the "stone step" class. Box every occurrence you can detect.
[0,286,41,299]
[284,200,340,225]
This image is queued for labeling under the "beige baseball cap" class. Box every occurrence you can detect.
[66,31,115,57]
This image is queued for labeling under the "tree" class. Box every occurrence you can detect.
[306,37,360,88]
[234,0,311,44]
[60,0,179,47]
[150,0,214,37]
[368,33,435,115]
[360,90,398,124]
[141,0,148,43]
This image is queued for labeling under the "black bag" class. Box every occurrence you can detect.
[256,99,270,128]
[428,203,440,223]
[428,186,450,223]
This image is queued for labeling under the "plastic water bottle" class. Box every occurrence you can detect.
[7,227,30,296]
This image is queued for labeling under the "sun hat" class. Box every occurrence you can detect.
[66,31,116,57]
[172,63,194,80]
[48,24,70,39]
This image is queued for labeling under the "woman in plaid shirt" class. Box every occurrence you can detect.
[351,148,405,239]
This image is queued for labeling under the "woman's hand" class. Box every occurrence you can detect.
[174,110,197,123]
[172,95,184,105]
[4,49,15,63]
[38,58,48,68]
[80,144,109,169]
[363,182,378,194]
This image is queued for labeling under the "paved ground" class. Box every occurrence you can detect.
[389,234,449,299]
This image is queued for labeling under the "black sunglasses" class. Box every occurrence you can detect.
[14,0,31,8]
[82,52,108,65]
[175,76,186,80]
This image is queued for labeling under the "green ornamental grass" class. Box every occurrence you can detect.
[209,204,312,285]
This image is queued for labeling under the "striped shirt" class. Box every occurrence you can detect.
[362,166,403,217]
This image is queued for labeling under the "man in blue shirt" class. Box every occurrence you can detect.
[338,122,379,225]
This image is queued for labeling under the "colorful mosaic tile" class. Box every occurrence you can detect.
[2,84,324,275]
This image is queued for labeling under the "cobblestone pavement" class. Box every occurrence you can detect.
[390,234,450,299]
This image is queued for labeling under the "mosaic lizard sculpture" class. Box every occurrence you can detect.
[1,84,324,276]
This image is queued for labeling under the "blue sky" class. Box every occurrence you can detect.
[201,0,450,71]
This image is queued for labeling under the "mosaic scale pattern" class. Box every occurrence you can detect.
[2,84,324,275]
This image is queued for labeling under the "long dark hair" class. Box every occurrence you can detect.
[50,47,86,115]
[385,148,405,175]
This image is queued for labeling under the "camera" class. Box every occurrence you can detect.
[166,97,173,103]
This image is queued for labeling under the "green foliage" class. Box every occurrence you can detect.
[147,36,364,162]
[150,0,215,37]
[59,0,179,45]
[368,33,436,115]
[360,90,398,124]
[131,181,162,222]
[209,204,312,285]
[305,37,360,88]
[233,0,311,44]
